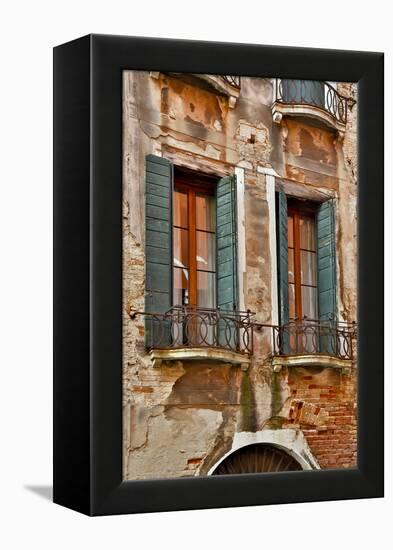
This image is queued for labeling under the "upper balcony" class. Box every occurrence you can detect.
[271,78,356,134]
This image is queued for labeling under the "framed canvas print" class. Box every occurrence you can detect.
[53,34,384,515]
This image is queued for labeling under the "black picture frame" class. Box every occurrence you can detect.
[53,34,384,516]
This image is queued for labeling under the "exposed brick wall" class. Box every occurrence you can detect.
[283,367,357,468]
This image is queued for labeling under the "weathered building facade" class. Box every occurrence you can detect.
[122,71,357,479]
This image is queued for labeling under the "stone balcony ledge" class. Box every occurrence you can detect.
[149,347,251,370]
[271,101,347,136]
[271,354,354,373]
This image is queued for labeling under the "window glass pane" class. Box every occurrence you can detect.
[173,266,189,306]
[196,231,216,271]
[288,248,295,283]
[287,215,294,248]
[196,194,215,231]
[173,227,188,268]
[197,270,216,308]
[289,282,295,319]
[301,285,317,319]
[173,190,188,228]
[300,216,315,250]
[301,250,316,285]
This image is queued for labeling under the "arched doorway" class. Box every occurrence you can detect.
[211,444,302,475]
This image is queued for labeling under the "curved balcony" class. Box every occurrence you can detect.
[272,78,356,133]
[256,317,357,372]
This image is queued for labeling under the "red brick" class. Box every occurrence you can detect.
[335,417,352,425]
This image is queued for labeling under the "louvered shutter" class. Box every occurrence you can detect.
[216,175,238,348]
[216,175,238,311]
[145,154,173,347]
[316,199,337,353]
[276,190,289,353]
[277,191,289,325]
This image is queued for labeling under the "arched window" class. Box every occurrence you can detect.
[211,443,302,475]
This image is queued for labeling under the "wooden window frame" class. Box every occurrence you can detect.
[287,199,318,321]
[173,169,217,308]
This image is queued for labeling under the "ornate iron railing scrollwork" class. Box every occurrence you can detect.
[274,79,354,125]
[133,305,254,355]
[220,75,241,89]
[130,307,356,362]
[257,317,356,361]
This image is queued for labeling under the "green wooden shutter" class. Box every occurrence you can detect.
[317,199,337,353]
[145,154,173,347]
[216,175,238,312]
[276,190,289,353]
[216,175,238,348]
[277,191,289,326]
[317,199,337,320]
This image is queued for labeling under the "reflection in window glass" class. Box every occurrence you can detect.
[196,195,215,231]
[197,271,216,308]
[173,190,188,228]
[173,227,189,268]
[288,215,294,248]
[300,216,315,251]
[289,282,295,319]
[173,266,189,306]
[301,285,317,319]
[301,250,316,286]
[196,231,215,271]
[288,248,295,283]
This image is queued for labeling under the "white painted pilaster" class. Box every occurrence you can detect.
[257,167,279,327]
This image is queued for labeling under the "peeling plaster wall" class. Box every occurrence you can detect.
[122,72,358,480]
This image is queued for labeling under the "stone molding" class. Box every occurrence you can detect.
[149,347,251,370]
[272,101,346,136]
[207,429,320,474]
[271,353,353,373]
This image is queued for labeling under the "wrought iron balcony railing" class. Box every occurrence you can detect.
[219,75,241,89]
[128,307,356,362]
[130,305,254,355]
[256,317,356,361]
[273,79,355,125]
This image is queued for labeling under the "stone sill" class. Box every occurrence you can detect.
[272,102,346,136]
[271,354,353,373]
[149,347,251,370]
